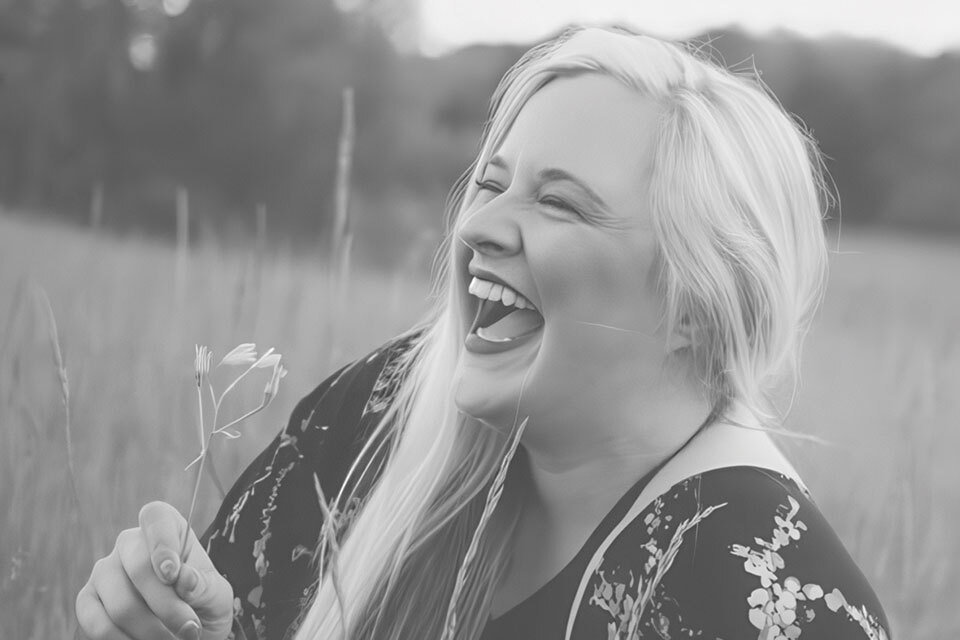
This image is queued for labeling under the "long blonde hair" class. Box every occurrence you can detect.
[292,25,829,640]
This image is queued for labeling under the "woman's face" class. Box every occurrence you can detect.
[452,73,683,446]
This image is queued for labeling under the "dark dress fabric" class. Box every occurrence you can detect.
[480,466,891,640]
[201,334,892,640]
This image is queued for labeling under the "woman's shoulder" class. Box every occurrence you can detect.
[569,465,892,640]
[287,327,422,454]
[293,327,422,424]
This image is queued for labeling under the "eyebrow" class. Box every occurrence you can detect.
[486,155,611,213]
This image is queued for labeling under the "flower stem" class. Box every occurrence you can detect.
[215,401,267,434]
[182,433,212,558]
[195,383,205,449]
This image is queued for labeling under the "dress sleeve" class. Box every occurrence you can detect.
[199,331,419,640]
[661,467,892,640]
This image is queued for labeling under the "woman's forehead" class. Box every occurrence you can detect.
[489,74,659,209]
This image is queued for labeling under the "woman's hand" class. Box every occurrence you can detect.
[76,501,234,640]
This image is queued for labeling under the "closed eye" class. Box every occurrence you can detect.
[474,179,505,195]
[539,195,580,215]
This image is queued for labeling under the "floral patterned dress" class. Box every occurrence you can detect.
[201,333,892,640]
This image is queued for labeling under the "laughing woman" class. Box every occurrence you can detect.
[77,26,891,640]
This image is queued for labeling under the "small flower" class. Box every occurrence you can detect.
[256,353,282,369]
[219,343,258,367]
[194,345,211,385]
[264,362,287,403]
[183,342,289,560]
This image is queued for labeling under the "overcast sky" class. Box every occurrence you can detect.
[418,0,960,57]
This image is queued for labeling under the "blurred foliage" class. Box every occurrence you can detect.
[1,0,959,260]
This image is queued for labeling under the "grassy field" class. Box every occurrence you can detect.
[1,212,957,638]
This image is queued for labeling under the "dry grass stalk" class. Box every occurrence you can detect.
[89,181,103,229]
[313,473,348,637]
[440,416,529,640]
[253,203,267,328]
[0,278,29,407]
[332,87,355,273]
[327,86,355,370]
[256,203,268,254]
[33,285,83,519]
[622,503,726,639]
[175,185,189,299]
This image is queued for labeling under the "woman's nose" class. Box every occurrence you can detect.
[457,198,523,257]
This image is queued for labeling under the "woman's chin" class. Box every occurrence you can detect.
[452,377,530,436]
[453,325,544,433]
[454,387,511,430]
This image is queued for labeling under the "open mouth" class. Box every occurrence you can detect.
[466,277,544,349]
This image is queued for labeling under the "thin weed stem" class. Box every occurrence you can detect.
[327,86,355,371]
[182,437,209,557]
[205,449,228,500]
[440,415,528,640]
[34,285,83,520]
[314,474,348,639]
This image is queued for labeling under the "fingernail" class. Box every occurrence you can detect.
[159,558,178,582]
[177,620,201,640]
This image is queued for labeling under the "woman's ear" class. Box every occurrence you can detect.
[666,313,693,353]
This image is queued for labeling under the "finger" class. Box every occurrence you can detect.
[76,582,136,640]
[117,529,203,639]
[138,501,187,584]
[92,551,179,640]
[173,564,234,636]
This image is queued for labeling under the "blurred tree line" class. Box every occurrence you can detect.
[1,0,958,262]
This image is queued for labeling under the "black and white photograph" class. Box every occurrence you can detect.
[1,1,957,638]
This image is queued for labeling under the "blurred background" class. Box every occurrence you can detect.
[1,0,958,637]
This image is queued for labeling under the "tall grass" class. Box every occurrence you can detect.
[1,213,958,638]
[0,212,427,639]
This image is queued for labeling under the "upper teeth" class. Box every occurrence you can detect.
[468,277,532,310]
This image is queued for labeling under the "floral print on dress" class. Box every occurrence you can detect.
[587,488,727,640]
[564,468,892,640]
[362,342,411,418]
[730,495,889,640]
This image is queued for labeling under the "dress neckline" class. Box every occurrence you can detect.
[485,464,805,626]
[487,455,666,623]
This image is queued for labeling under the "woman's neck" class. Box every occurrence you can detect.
[516,388,712,531]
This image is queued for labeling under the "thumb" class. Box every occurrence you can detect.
[139,501,188,585]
